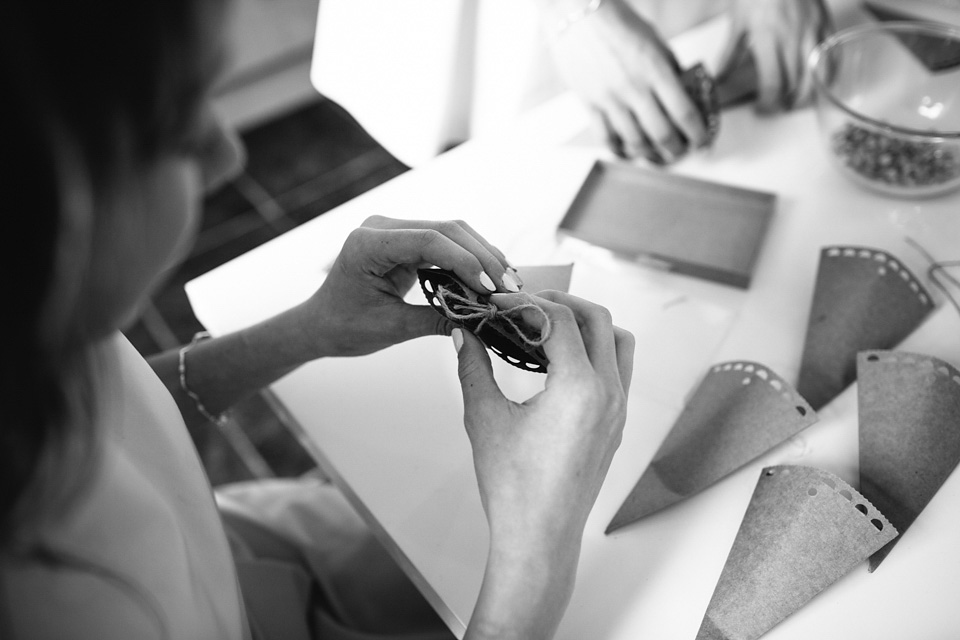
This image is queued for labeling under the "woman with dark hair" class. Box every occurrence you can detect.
[0,1,634,638]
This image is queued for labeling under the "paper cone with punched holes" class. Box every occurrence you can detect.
[419,268,547,373]
[797,247,934,411]
[606,362,817,533]
[417,265,572,374]
[857,351,960,571]
[696,466,897,640]
[716,32,759,108]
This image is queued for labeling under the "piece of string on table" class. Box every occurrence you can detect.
[905,236,960,319]
[434,285,551,347]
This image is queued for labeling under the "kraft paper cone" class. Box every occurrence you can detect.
[418,265,573,374]
[607,362,817,533]
[696,466,897,640]
[865,4,960,71]
[716,32,759,108]
[797,246,934,411]
[858,350,960,571]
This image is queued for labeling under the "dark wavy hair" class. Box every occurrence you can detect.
[0,0,228,550]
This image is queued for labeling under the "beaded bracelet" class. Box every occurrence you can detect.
[178,331,229,427]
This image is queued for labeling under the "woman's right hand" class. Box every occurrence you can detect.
[455,291,634,640]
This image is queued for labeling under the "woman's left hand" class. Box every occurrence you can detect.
[719,0,833,113]
[295,215,519,358]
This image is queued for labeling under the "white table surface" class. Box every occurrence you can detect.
[187,13,960,640]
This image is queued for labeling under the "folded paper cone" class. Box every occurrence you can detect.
[716,32,758,108]
[858,350,960,571]
[607,362,816,533]
[696,466,897,640]
[418,267,562,373]
[797,246,934,411]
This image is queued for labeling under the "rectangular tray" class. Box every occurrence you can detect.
[558,161,776,288]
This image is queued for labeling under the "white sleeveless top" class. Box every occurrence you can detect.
[1,332,250,640]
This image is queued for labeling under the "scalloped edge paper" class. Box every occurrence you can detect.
[858,350,960,570]
[797,246,934,410]
[696,465,898,640]
[607,361,817,533]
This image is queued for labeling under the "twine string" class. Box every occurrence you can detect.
[434,285,551,347]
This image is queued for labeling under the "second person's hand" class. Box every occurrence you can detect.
[543,0,710,163]
[719,0,833,113]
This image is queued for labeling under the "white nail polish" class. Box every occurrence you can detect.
[502,272,520,292]
[451,328,464,353]
[479,272,497,291]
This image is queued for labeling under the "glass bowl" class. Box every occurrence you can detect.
[809,21,960,198]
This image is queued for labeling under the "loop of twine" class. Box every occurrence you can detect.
[434,285,551,347]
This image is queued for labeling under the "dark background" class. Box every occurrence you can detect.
[126,96,408,486]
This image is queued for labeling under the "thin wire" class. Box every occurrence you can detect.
[904,236,960,318]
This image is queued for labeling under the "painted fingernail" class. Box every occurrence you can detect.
[451,328,464,353]
[508,267,524,288]
[502,272,520,292]
[479,272,497,292]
